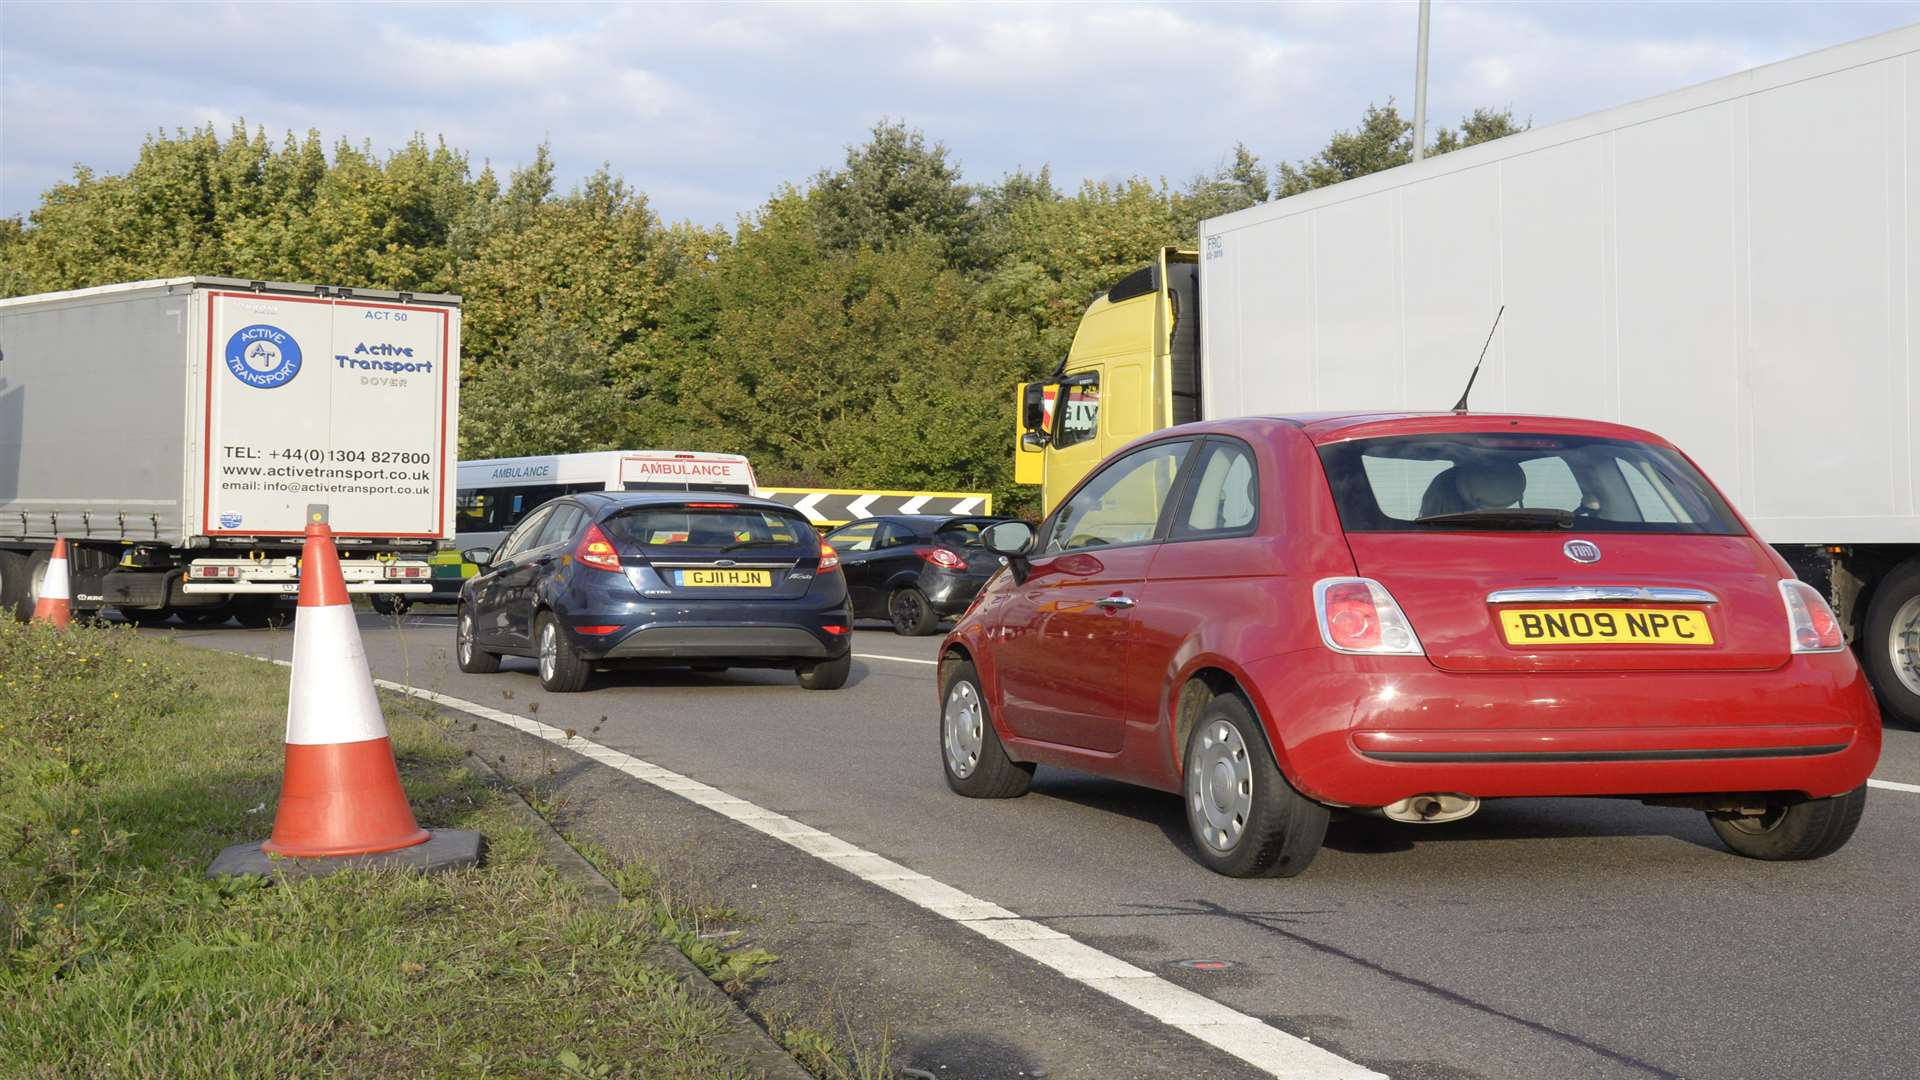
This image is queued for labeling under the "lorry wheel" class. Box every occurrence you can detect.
[233,599,291,629]
[1708,787,1866,861]
[116,606,172,627]
[24,550,49,611]
[1860,561,1920,729]
[371,594,412,618]
[0,550,30,622]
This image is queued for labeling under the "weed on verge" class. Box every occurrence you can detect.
[0,620,753,1079]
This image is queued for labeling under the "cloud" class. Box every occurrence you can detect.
[2,1,1915,228]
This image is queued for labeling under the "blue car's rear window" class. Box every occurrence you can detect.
[603,507,816,552]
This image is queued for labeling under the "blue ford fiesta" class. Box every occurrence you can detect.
[455,492,854,692]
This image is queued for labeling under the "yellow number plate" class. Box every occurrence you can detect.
[1499,607,1714,646]
[679,569,772,588]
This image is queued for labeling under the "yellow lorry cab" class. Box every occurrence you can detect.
[1017,249,1198,514]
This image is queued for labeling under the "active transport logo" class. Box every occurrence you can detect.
[225,325,303,389]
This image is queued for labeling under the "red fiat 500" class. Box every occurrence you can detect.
[939,414,1881,877]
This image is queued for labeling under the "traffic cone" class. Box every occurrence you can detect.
[31,539,71,629]
[261,521,429,857]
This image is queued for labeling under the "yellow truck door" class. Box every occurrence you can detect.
[1017,248,1199,515]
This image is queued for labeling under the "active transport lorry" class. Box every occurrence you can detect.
[0,277,460,625]
[1014,26,1920,724]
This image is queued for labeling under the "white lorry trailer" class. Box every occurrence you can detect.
[1016,25,1920,723]
[0,277,460,626]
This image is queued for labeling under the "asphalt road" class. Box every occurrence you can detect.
[172,610,1920,1080]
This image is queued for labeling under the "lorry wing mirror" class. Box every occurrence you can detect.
[462,547,495,567]
[1021,382,1051,435]
[1021,432,1050,452]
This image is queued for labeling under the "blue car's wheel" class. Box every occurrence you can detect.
[535,612,590,692]
[456,605,501,675]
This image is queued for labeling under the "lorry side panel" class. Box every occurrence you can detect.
[0,286,194,544]
[1198,26,1919,547]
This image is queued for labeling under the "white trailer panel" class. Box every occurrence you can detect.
[0,277,460,546]
[1199,25,1919,546]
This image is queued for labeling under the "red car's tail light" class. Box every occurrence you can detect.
[1313,577,1424,655]
[1780,580,1845,653]
[818,540,841,573]
[916,546,968,571]
[575,523,623,572]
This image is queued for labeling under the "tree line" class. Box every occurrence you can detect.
[0,103,1522,510]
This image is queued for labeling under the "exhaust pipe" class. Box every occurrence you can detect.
[1380,793,1480,824]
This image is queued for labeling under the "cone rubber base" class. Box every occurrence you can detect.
[209,830,486,881]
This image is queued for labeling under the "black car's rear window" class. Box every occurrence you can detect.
[1317,433,1744,535]
[603,506,815,552]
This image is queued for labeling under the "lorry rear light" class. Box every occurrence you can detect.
[384,564,429,579]
[1780,580,1845,653]
[1314,577,1424,655]
[916,546,967,571]
[819,541,841,573]
[193,565,240,579]
[576,523,622,572]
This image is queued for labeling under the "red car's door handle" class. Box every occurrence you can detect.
[1095,595,1136,610]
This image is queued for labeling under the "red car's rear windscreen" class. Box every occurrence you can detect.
[1316,433,1744,536]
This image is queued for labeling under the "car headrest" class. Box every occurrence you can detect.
[1455,460,1526,509]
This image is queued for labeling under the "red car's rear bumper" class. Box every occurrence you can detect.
[1242,649,1882,807]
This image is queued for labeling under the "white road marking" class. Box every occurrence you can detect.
[1869,778,1920,794]
[356,674,1385,1080]
[854,652,938,666]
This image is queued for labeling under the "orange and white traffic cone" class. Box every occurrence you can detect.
[260,520,429,857]
[30,539,72,630]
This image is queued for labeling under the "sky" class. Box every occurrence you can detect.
[3,1,1917,228]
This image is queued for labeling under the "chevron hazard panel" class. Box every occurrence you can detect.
[754,488,993,527]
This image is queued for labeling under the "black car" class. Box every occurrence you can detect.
[822,515,1008,635]
[456,492,853,692]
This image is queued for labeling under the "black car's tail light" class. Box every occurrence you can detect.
[916,546,967,570]
[576,523,623,572]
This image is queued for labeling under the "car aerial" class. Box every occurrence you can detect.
[938,413,1882,877]
[456,492,853,692]
[823,514,1012,635]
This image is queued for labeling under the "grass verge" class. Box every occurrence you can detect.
[0,619,760,1079]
